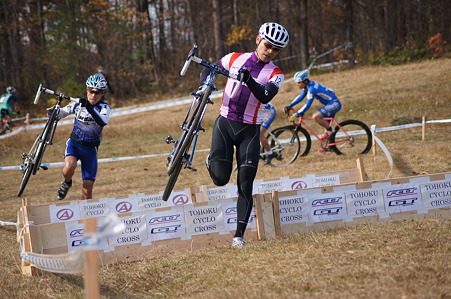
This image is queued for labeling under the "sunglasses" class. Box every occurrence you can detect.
[262,41,282,53]
[87,89,104,95]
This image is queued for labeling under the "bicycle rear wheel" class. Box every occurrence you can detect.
[329,119,373,155]
[267,127,301,167]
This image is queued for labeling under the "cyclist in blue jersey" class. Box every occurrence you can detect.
[203,22,289,247]
[284,70,342,143]
[261,102,277,164]
[55,75,111,200]
[0,86,18,132]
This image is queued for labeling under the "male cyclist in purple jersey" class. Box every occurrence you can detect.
[55,75,111,200]
[284,70,342,145]
[202,22,289,247]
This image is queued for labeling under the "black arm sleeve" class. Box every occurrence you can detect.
[246,78,278,104]
[86,103,107,127]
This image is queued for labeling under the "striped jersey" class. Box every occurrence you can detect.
[219,52,284,124]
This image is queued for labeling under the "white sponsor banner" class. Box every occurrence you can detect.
[313,174,340,187]
[109,213,147,247]
[144,205,186,243]
[221,198,257,232]
[309,192,347,222]
[166,189,192,206]
[420,180,451,209]
[79,198,111,218]
[184,201,224,235]
[109,197,140,214]
[65,220,109,252]
[278,194,309,225]
[284,175,315,190]
[345,188,386,219]
[206,184,234,201]
[256,179,286,194]
[136,193,167,210]
[49,202,81,223]
[383,184,422,214]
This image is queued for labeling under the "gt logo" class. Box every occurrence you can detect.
[389,198,417,207]
[313,207,342,215]
[150,225,181,234]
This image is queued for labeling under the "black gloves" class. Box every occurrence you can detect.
[283,105,292,114]
[79,97,89,107]
[237,67,251,83]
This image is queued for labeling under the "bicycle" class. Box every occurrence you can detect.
[162,43,242,201]
[271,111,373,157]
[17,84,80,197]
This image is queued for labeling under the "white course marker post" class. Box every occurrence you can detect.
[84,217,99,299]
[422,116,426,141]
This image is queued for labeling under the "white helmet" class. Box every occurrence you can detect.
[6,86,16,94]
[86,75,107,92]
[259,22,289,49]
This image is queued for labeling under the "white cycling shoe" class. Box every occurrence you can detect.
[231,237,245,248]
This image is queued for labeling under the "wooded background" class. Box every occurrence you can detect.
[0,0,449,110]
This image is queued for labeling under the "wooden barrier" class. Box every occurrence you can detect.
[256,172,451,239]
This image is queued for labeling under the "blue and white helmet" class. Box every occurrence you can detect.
[294,70,309,83]
[86,75,107,92]
[6,86,16,94]
[259,22,289,49]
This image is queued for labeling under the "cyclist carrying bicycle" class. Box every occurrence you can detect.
[203,22,289,247]
[54,75,111,200]
[261,102,277,164]
[0,86,18,133]
[283,70,342,145]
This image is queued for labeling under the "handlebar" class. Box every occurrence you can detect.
[34,84,80,105]
[180,43,242,98]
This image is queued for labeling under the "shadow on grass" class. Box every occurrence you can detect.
[392,152,416,176]
[54,273,142,299]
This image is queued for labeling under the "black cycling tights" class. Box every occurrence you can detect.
[209,116,260,238]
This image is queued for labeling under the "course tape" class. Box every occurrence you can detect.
[19,213,124,274]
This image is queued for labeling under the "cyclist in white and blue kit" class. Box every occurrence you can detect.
[203,22,289,247]
[284,70,342,143]
[56,75,111,200]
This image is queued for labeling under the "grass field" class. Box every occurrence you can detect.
[0,58,450,298]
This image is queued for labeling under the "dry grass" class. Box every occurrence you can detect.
[0,58,450,298]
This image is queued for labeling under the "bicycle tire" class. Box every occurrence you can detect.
[162,158,184,202]
[167,88,210,175]
[32,118,55,174]
[329,119,373,155]
[267,127,301,167]
[17,135,40,197]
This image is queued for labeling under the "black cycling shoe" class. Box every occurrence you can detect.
[57,180,72,200]
[264,153,275,165]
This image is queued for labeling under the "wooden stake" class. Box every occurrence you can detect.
[84,218,99,299]
[357,158,367,182]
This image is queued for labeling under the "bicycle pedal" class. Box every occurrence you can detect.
[40,165,48,170]
[165,136,175,144]
[187,166,197,172]
[21,153,27,159]
[207,98,214,105]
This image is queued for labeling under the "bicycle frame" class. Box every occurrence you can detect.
[295,117,348,147]
[17,84,80,196]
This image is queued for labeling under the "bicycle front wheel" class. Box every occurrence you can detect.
[268,127,301,167]
[162,157,184,202]
[17,135,40,197]
[329,119,373,155]
[167,88,210,175]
